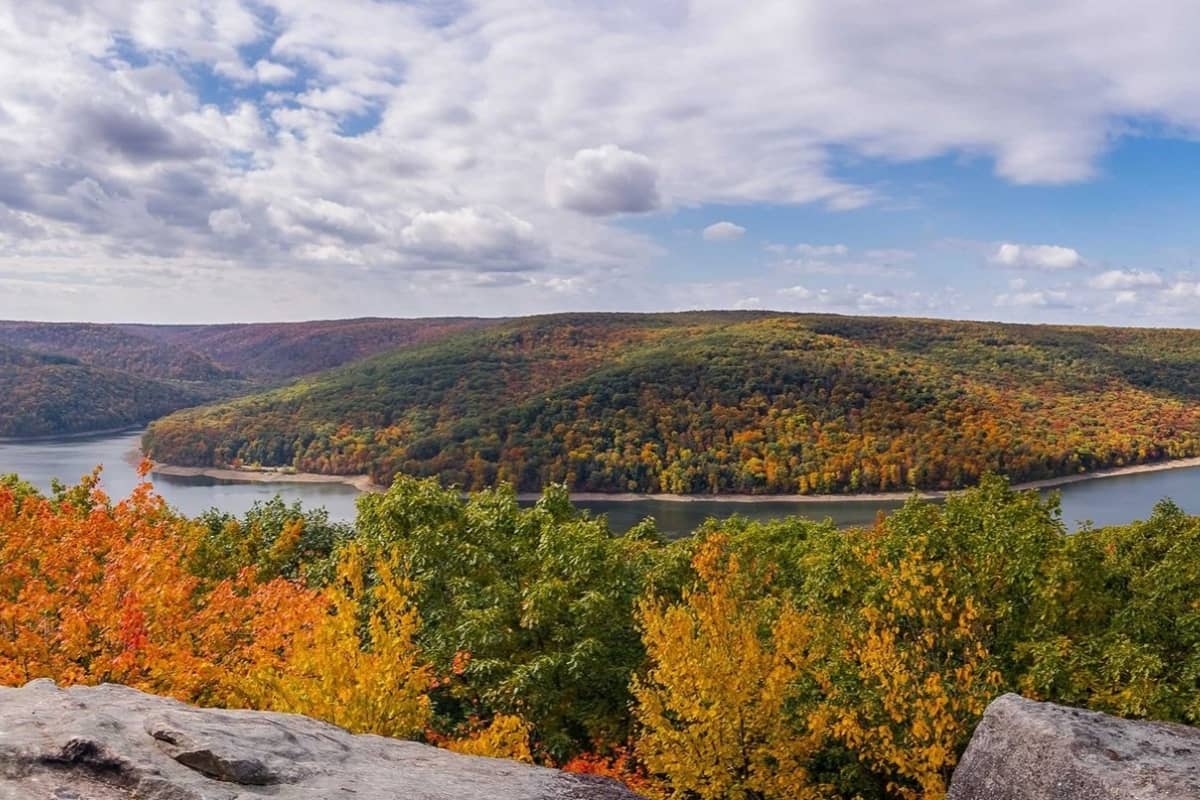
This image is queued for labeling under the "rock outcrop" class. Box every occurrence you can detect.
[0,680,642,799]
[948,693,1200,800]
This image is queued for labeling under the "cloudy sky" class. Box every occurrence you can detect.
[2,1,1200,325]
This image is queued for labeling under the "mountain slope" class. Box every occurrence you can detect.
[124,317,498,380]
[142,312,1200,494]
[0,317,497,438]
[0,346,199,438]
[0,322,234,382]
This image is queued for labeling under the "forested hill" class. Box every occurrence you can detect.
[142,312,1200,495]
[0,345,198,438]
[0,318,497,438]
[122,317,494,380]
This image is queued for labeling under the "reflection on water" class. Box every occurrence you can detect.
[0,430,362,522]
[3,429,1199,536]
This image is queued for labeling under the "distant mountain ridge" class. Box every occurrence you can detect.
[140,311,1200,495]
[0,318,496,439]
[121,317,495,380]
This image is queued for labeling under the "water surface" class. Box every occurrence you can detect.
[3,430,1198,536]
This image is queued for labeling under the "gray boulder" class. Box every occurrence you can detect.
[949,693,1200,800]
[0,679,642,799]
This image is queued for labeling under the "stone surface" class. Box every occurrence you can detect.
[0,680,642,799]
[948,693,1200,800]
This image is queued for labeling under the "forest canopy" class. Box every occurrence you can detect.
[142,311,1200,495]
[1,469,1197,799]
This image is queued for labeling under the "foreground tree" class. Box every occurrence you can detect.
[634,535,828,800]
[0,470,325,705]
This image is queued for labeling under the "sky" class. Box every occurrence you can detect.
[2,2,1200,325]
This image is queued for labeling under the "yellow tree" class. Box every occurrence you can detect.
[241,546,433,739]
[633,535,827,800]
[828,540,1002,800]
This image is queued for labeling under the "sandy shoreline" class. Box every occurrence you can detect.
[149,463,379,493]
[147,455,1200,505]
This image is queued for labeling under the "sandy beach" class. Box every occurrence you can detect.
[149,463,380,493]
[148,454,1200,505]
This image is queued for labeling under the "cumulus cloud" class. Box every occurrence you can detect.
[1165,281,1200,299]
[991,243,1084,271]
[545,146,661,216]
[1088,269,1163,289]
[399,207,542,267]
[701,221,746,241]
[253,59,295,84]
[6,1,1200,321]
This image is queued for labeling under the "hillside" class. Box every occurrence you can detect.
[0,345,199,438]
[0,318,496,438]
[142,312,1200,494]
[0,321,234,382]
[124,317,496,380]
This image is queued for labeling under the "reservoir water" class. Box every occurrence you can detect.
[2,429,1199,536]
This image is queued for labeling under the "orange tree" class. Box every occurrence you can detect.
[0,469,325,705]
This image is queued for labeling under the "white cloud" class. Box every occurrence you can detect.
[1088,269,1163,289]
[5,2,1200,321]
[399,207,542,266]
[991,243,1084,271]
[545,145,661,216]
[995,289,1073,308]
[778,285,813,299]
[858,291,899,309]
[253,59,295,84]
[701,221,746,241]
[208,208,251,238]
[1165,281,1200,299]
[776,243,914,278]
[795,243,849,258]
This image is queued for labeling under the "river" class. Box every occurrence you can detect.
[2,430,1199,536]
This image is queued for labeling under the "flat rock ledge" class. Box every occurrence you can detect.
[948,693,1200,800]
[0,680,642,800]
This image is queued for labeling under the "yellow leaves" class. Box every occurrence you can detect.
[240,545,433,739]
[633,536,826,800]
[447,714,534,763]
[827,540,1003,800]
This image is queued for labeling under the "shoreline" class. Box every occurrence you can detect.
[149,463,379,493]
[145,455,1200,505]
[0,425,145,445]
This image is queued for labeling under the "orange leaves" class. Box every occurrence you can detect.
[0,475,324,706]
[562,747,650,794]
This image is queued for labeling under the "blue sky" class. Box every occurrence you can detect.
[2,1,1200,325]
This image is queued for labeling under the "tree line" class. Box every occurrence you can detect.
[144,313,1200,494]
[2,467,1197,799]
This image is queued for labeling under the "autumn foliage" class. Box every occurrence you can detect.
[3,468,1200,799]
[634,536,826,799]
[0,470,325,705]
[144,313,1200,495]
